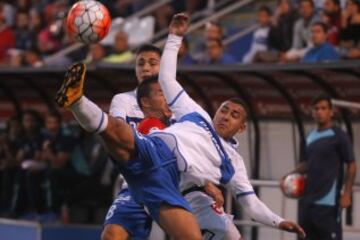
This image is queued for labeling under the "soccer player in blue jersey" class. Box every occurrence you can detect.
[284,94,357,240]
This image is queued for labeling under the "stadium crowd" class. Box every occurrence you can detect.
[0,110,114,223]
[0,0,360,67]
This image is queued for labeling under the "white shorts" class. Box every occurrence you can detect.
[185,191,241,240]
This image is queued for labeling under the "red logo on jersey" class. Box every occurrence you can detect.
[137,117,166,135]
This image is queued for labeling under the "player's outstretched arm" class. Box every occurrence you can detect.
[237,194,305,238]
[159,13,210,121]
[228,155,305,238]
[54,63,136,162]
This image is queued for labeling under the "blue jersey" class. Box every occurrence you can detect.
[304,126,355,205]
[115,130,191,222]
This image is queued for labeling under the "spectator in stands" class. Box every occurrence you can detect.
[14,10,36,50]
[1,1,15,27]
[302,22,340,62]
[322,0,342,45]
[85,43,107,64]
[340,0,360,59]
[205,21,224,41]
[178,37,197,65]
[243,6,272,63]
[0,116,23,217]
[257,0,298,62]
[283,0,319,62]
[37,10,66,56]
[16,0,31,12]
[103,31,134,64]
[7,48,23,67]
[203,38,237,64]
[29,9,45,34]
[153,3,174,31]
[181,0,208,15]
[42,111,75,220]
[68,127,111,223]
[0,3,15,65]
[16,110,46,220]
[22,47,43,67]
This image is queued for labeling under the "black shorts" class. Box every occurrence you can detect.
[298,201,342,240]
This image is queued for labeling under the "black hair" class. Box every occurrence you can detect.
[350,0,360,11]
[5,115,22,133]
[300,0,315,7]
[22,109,43,132]
[207,38,223,47]
[46,110,62,123]
[312,21,328,33]
[311,94,333,108]
[258,5,272,16]
[136,44,162,57]
[136,75,159,110]
[329,0,341,6]
[228,98,248,121]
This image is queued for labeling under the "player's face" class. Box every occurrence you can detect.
[312,100,333,126]
[135,51,160,83]
[145,83,172,120]
[213,101,247,140]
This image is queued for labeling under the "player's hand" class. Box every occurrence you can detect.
[340,191,352,209]
[169,13,189,37]
[204,182,224,208]
[279,220,306,239]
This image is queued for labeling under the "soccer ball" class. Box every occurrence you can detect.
[280,173,306,199]
[66,0,111,44]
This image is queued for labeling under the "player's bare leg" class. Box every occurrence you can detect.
[54,62,135,162]
[55,63,202,240]
[158,204,202,240]
[101,224,129,240]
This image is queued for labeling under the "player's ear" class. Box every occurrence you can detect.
[238,121,247,134]
[140,97,150,109]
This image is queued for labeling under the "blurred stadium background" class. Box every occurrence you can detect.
[0,0,360,239]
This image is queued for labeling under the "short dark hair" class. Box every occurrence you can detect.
[46,110,62,123]
[207,38,223,48]
[258,5,272,15]
[329,0,341,6]
[350,0,360,10]
[136,75,159,110]
[136,44,162,57]
[300,0,315,7]
[312,21,328,33]
[228,98,248,121]
[312,94,333,108]
[22,109,43,131]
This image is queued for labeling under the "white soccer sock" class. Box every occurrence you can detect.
[70,96,108,133]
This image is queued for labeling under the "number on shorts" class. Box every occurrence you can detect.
[105,205,117,220]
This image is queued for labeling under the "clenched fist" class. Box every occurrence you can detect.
[169,13,189,37]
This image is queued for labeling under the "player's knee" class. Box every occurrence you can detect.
[101,224,129,240]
